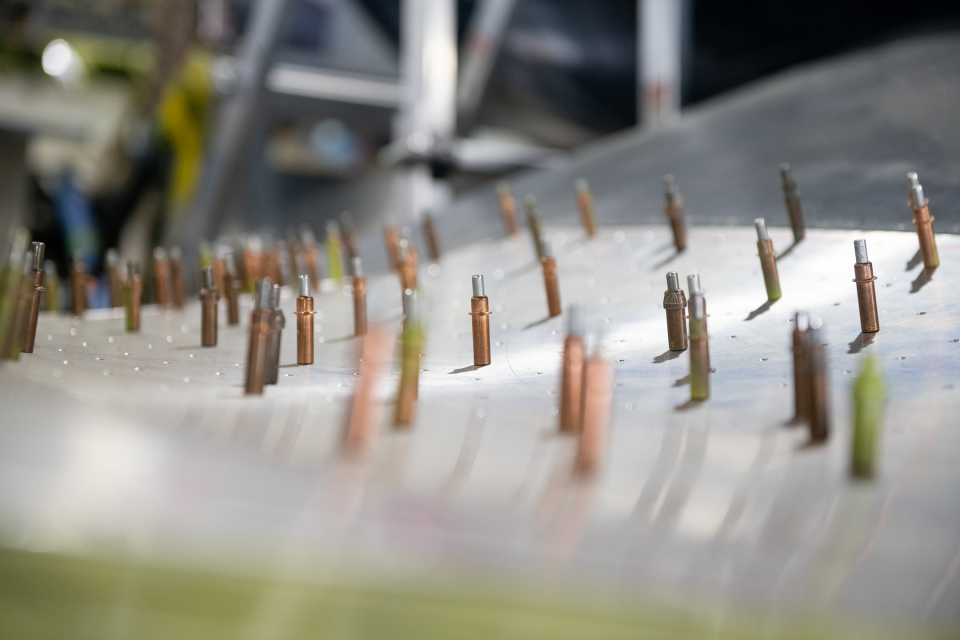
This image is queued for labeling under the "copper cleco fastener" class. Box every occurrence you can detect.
[526,195,545,260]
[575,178,598,238]
[688,289,709,401]
[153,247,171,306]
[244,279,272,395]
[907,172,939,270]
[105,248,122,307]
[792,311,811,424]
[7,244,33,360]
[663,272,687,351]
[807,326,830,443]
[170,246,186,309]
[70,253,87,318]
[395,289,423,427]
[853,239,879,333]
[576,351,614,476]
[497,182,519,236]
[688,274,711,370]
[780,163,805,243]
[296,275,315,365]
[559,303,585,434]
[20,242,45,354]
[423,212,442,262]
[125,261,142,332]
[200,266,219,347]
[541,240,562,318]
[344,325,394,456]
[663,175,687,252]
[352,257,368,336]
[383,220,401,272]
[755,218,782,301]
[470,275,492,366]
[222,253,240,326]
[264,284,284,385]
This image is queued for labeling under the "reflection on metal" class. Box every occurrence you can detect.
[266,63,403,107]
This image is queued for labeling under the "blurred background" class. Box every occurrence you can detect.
[1,0,959,296]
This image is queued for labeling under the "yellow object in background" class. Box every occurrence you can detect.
[159,51,212,212]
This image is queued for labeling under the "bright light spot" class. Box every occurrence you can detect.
[494,268,505,280]
[181,324,189,333]
[614,231,626,243]
[108,336,114,343]
[160,382,169,391]
[553,232,567,246]
[42,39,74,77]
[70,328,77,336]
[427,264,441,277]
[166,336,173,342]
[643,230,655,242]
[810,315,823,329]
[103,370,109,376]
[53,368,62,378]
[452,298,461,308]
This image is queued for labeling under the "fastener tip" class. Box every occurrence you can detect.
[666,271,680,291]
[690,293,705,319]
[854,239,869,264]
[402,288,418,321]
[567,302,584,337]
[910,184,925,209]
[352,256,363,277]
[687,274,702,295]
[754,218,769,241]
[540,238,554,258]
[326,220,340,238]
[472,274,485,297]
[795,311,809,331]
[31,242,44,269]
[202,266,214,289]
[153,247,166,260]
[298,274,310,297]
[269,284,281,309]
[906,172,919,189]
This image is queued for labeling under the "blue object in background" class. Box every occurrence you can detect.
[53,172,100,272]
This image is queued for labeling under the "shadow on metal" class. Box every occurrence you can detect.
[745,299,777,321]
[910,267,936,293]
[653,350,683,364]
[847,332,876,354]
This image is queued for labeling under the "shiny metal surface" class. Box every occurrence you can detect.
[0,224,958,633]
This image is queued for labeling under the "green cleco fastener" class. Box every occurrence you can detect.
[851,353,885,479]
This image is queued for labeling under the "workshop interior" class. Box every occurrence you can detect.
[0,1,959,638]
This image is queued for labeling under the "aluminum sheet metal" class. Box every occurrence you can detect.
[0,224,958,638]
